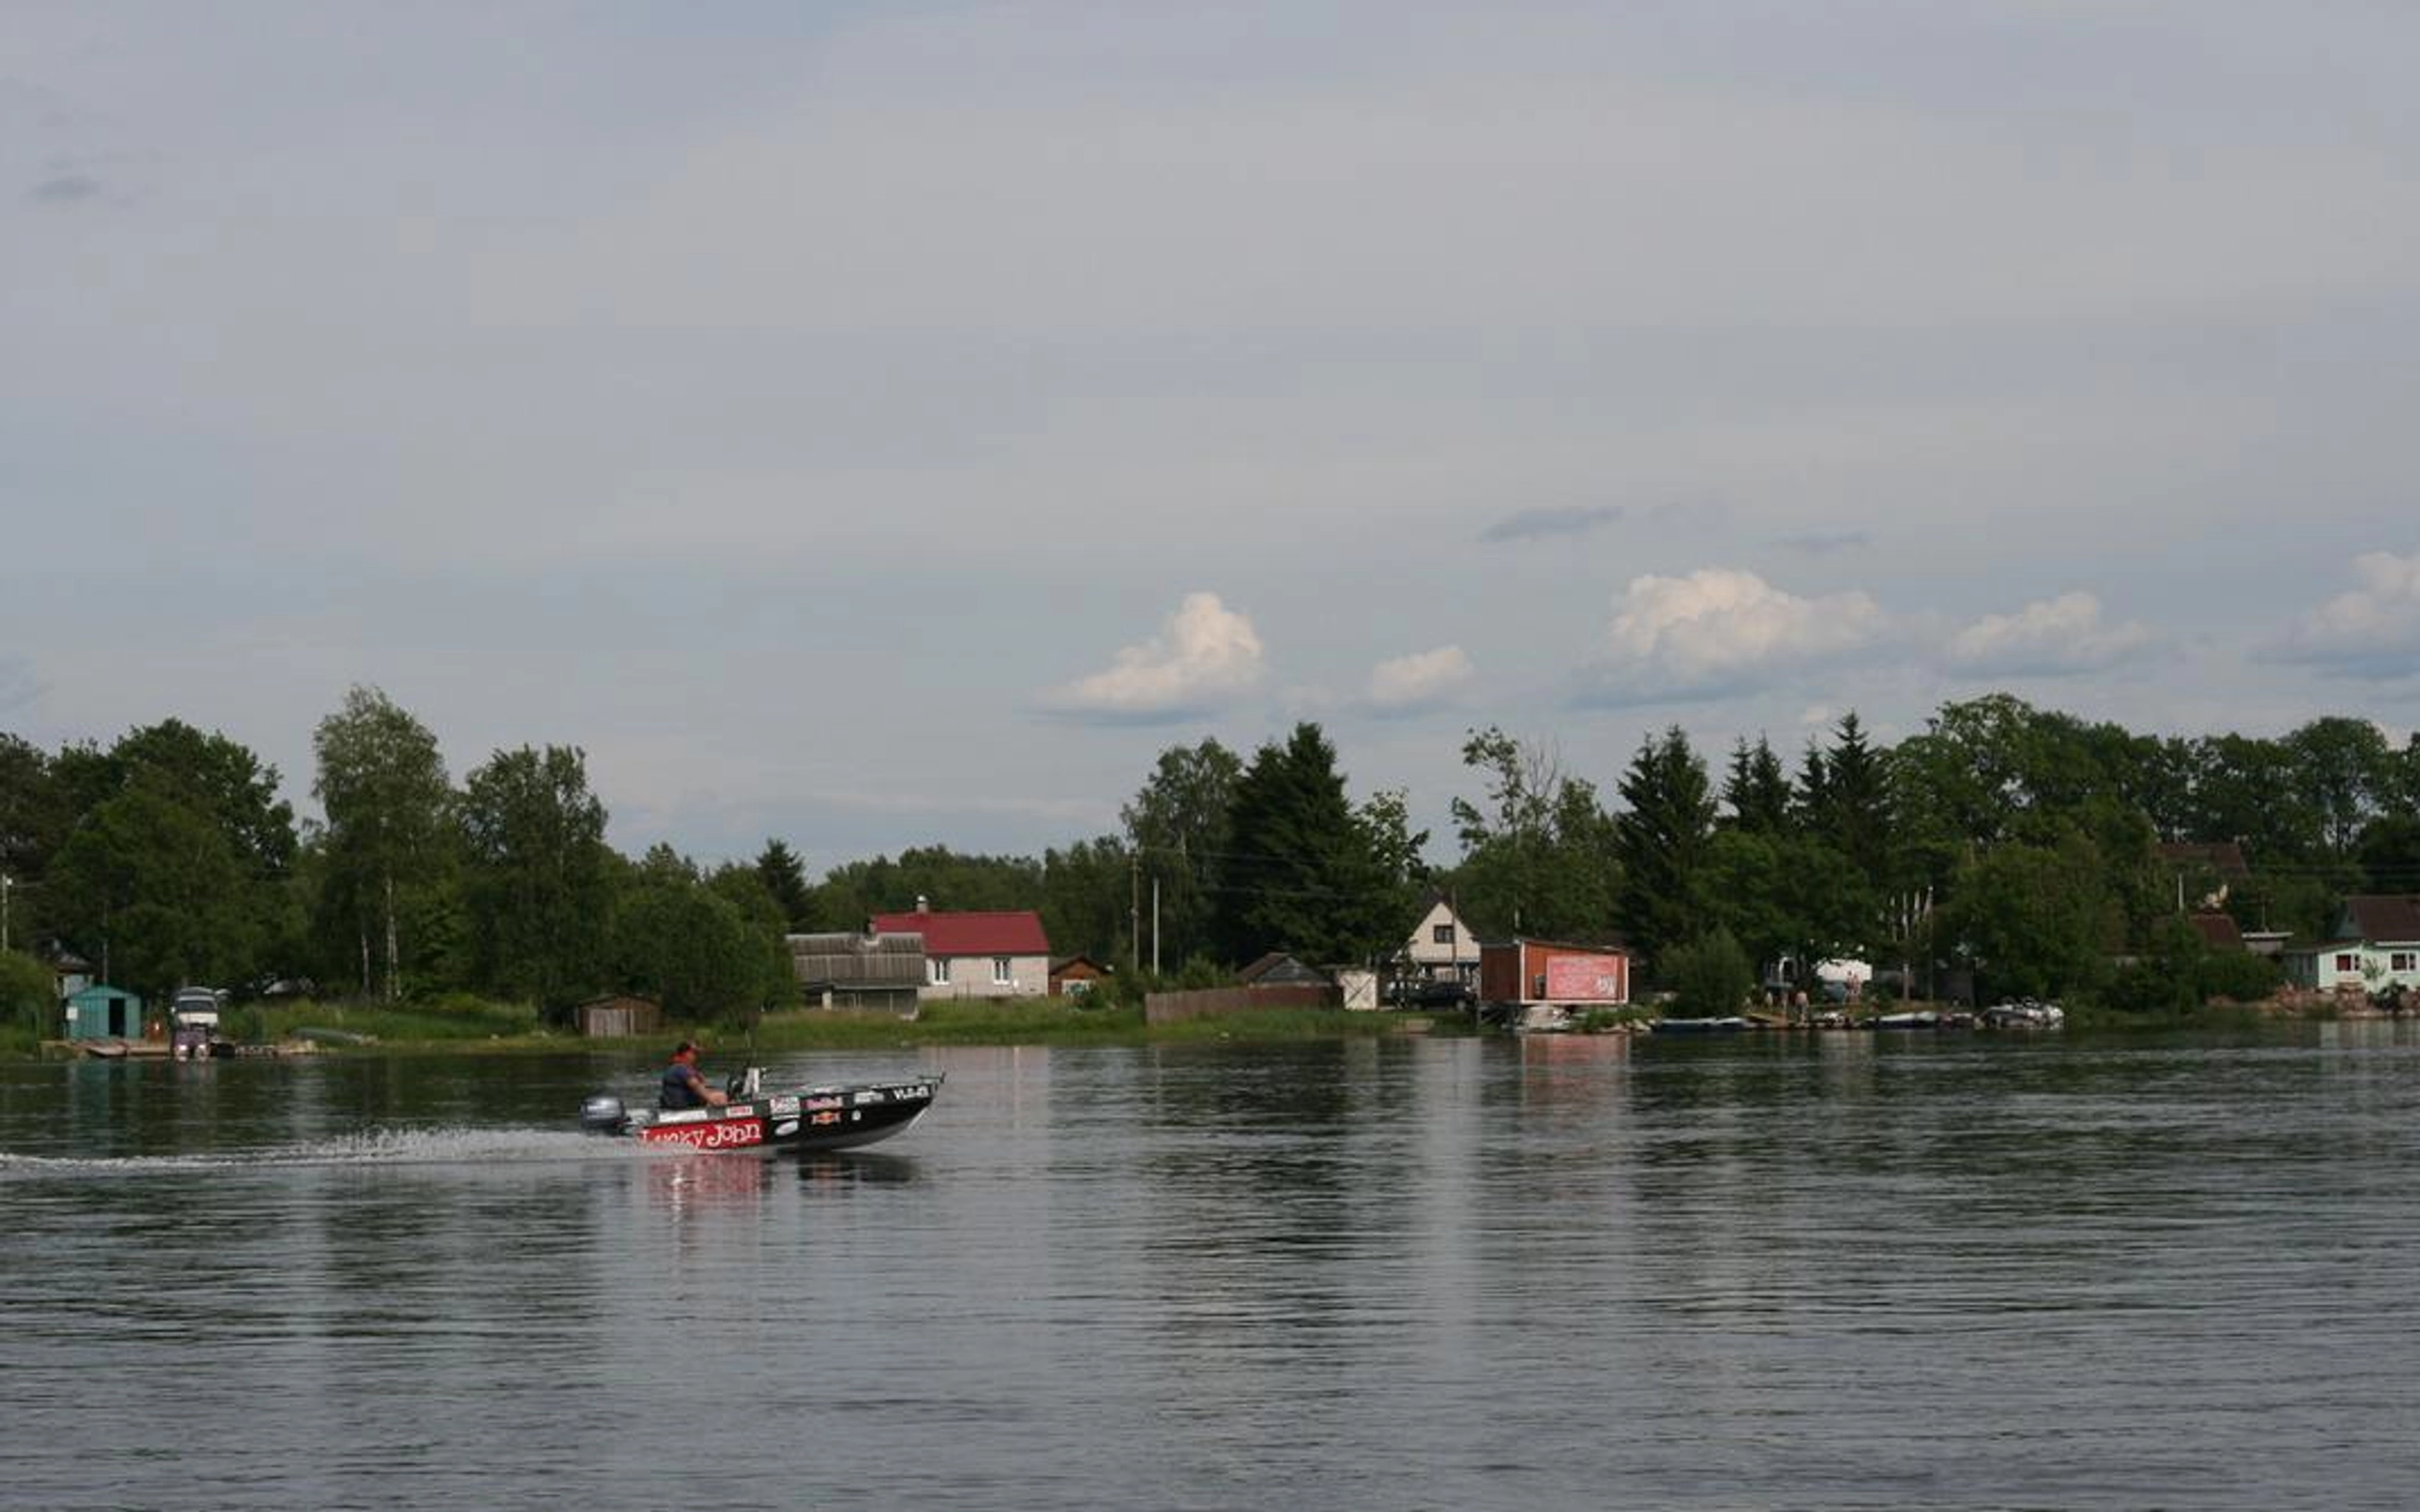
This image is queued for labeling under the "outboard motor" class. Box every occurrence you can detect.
[579,1093,628,1134]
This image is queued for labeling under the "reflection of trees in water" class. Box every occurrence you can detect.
[1607,1036,2353,1294]
[1132,1042,1427,1368]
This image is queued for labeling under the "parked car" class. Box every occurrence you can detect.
[1384,978,1475,1008]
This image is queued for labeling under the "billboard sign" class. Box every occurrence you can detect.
[1543,953,1627,1003]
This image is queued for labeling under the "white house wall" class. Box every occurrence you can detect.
[920,953,1052,1001]
[2291,943,2420,994]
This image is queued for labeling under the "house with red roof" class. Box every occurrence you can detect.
[870,899,1053,1001]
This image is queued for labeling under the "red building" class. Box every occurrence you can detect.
[1478,938,1630,1007]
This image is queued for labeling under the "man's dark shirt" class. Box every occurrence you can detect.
[660,1061,706,1110]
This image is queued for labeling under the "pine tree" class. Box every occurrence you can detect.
[1615,726,1717,975]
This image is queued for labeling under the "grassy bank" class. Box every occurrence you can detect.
[7,994,1463,1059]
[750,998,1470,1050]
[227,994,547,1049]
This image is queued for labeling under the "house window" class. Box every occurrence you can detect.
[2394,953,2417,973]
[928,957,951,986]
[2335,954,2359,974]
[1432,923,1456,947]
[993,956,1013,985]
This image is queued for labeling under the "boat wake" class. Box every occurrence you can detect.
[0,1126,639,1177]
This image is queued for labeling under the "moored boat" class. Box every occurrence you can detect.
[579,1069,942,1154]
[1869,1009,1942,1030]
[1981,1000,2065,1029]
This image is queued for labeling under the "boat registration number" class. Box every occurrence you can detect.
[640,1118,765,1151]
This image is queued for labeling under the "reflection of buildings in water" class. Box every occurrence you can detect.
[1517,1027,1631,1078]
[926,1043,1050,1129]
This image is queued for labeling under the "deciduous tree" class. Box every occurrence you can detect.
[458,745,610,1013]
[1122,738,1242,967]
[312,686,454,1001]
[1447,726,1617,940]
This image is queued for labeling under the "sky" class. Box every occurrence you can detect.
[6,1,2418,876]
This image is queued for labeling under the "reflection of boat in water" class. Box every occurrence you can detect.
[1651,1017,1753,1035]
[796,1150,922,1187]
[579,1068,942,1154]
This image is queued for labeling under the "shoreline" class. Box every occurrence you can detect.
[20,994,2406,1063]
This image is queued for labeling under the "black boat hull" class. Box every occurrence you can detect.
[581,1074,942,1155]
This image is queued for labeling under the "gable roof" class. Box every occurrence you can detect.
[2186,913,2243,951]
[1238,952,1327,986]
[2340,895,2420,945]
[870,909,1051,956]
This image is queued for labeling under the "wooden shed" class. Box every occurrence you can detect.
[574,994,663,1039]
[1050,954,1112,997]
[1478,938,1630,1008]
[786,932,926,1015]
[1237,952,1328,988]
[64,984,146,1041]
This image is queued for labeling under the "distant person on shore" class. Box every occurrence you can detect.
[659,1040,728,1111]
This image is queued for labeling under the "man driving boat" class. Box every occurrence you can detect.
[659,1040,728,1110]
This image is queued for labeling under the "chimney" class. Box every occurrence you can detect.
[916,895,929,914]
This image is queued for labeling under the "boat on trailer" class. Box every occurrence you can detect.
[579,1068,943,1154]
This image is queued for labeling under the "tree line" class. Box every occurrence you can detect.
[4,686,2417,1026]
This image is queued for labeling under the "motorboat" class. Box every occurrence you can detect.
[1868,1010,1942,1030]
[579,1067,942,1154]
[1981,1000,2065,1029]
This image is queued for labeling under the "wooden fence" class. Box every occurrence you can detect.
[1144,983,1336,1026]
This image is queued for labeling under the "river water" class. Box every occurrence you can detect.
[4,1024,2417,1511]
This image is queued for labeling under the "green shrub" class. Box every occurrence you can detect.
[2100,960,2196,1016]
[1661,928,1756,1019]
[2198,950,2281,1005]
[1,951,54,1039]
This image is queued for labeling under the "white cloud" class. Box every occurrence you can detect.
[1048,592,1265,722]
[1366,645,1475,715]
[1941,591,2154,678]
[2264,552,2420,679]
[1578,568,1888,707]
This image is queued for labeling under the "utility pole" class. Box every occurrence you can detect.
[1151,875,1161,975]
[1,873,12,954]
[1130,853,1140,971]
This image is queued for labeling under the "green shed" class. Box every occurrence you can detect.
[64,984,145,1041]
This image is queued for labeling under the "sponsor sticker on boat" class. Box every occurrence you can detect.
[639,1119,765,1151]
